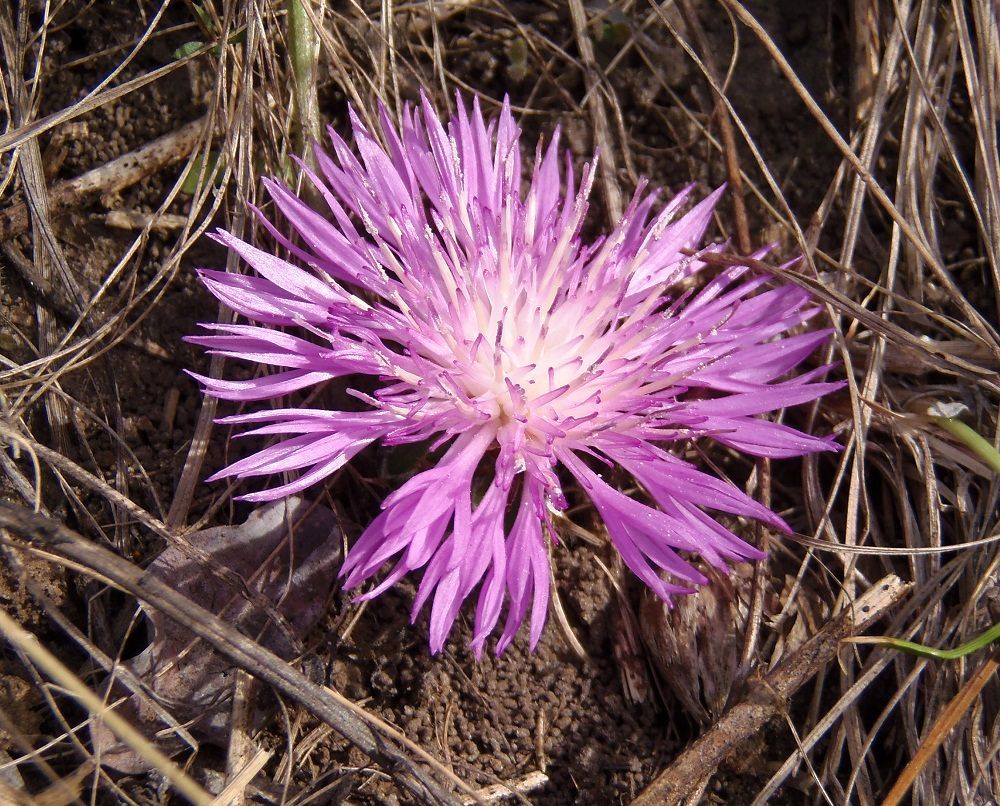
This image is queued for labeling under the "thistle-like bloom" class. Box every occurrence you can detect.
[188,93,841,655]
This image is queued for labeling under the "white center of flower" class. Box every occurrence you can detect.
[445,276,633,439]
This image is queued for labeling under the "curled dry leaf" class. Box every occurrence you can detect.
[638,563,755,724]
[92,497,342,772]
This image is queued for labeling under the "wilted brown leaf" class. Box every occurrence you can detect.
[93,497,342,772]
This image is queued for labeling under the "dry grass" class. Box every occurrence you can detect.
[0,0,997,803]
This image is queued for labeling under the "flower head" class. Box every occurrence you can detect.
[188,92,842,655]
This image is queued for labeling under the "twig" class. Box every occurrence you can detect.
[158,10,271,533]
[1,241,68,323]
[98,210,192,233]
[735,454,770,686]
[164,292,231,531]
[1,1,74,459]
[567,0,624,225]
[0,422,323,658]
[0,503,471,805]
[0,116,207,242]
[6,549,201,755]
[632,575,909,804]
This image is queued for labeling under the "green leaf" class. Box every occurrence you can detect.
[173,41,205,59]
[180,152,223,195]
[600,21,630,49]
[192,3,214,31]
[506,38,529,83]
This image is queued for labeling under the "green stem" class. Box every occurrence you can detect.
[846,620,1000,660]
[931,415,1000,475]
[288,0,320,154]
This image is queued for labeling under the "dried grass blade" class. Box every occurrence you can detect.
[882,653,999,806]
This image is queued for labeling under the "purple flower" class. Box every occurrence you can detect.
[188,93,842,655]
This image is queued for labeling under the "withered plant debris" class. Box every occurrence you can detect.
[92,497,341,772]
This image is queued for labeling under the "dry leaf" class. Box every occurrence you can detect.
[92,497,342,772]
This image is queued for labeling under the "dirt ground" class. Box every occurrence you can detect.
[1,0,998,804]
